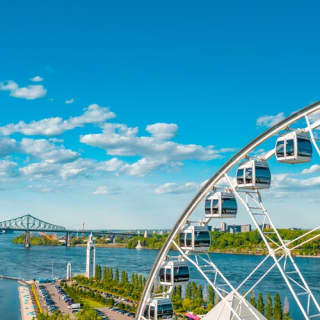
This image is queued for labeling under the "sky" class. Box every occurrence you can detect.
[1,1,320,229]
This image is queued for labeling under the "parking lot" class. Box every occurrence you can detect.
[44,283,76,319]
[37,284,58,314]
[97,307,132,320]
[36,282,137,319]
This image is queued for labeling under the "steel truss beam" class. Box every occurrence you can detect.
[0,214,65,231]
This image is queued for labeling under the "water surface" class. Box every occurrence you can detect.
[1,233,320,319]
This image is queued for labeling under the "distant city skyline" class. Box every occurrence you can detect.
[1,1,320,229]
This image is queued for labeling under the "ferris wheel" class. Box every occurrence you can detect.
[136,102,320,320]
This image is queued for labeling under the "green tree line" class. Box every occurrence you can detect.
[126,229,320,256]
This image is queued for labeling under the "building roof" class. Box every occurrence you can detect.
[202,292,266,320]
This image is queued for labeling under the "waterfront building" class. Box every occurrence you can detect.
[85,233,96,278]
[241,224,252,233]
[228,225,241,234]
[66,262,72,280]
[144,230,148,238]
[219,223,252,234]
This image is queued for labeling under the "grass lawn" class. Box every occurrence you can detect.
[81,298,105,308]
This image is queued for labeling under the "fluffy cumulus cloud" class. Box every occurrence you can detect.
[20,138,79,163]
[0,104,115,136]
[30,76,43,82]
[0,104,235,186]
[19,160,59,178]
[0,80,47,100]
[155,182,199,194]
[0,160,19,178]
[270,172,320,193]
[20,158,94,180]
[122,158,172,176]
[80,122,226,176]
[59,159,93,180]
[97,158,124,172]
[146,123,178,140]
[0,138,18,157]
[256,112,285,128]
[302,164,320,174]
[93,185,121,195]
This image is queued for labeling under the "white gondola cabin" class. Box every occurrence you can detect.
[179,225,211,252]
[275,131,312,164]
[159,259,189,286]
[144,298,174,320]
[236,160,271,189]
[205,191,237,218]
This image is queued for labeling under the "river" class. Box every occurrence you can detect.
[0,233,320,319]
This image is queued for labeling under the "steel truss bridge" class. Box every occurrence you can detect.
[0,213,155,235]
[0,214,149,248]
[0,214,66,233]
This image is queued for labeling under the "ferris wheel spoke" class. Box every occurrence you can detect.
[305,115,320,157]
[172,241,263,320]
[225,173,320,320]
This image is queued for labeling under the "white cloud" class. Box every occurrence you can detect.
[155,182,199,194]
[59,159,91,180]
[97,158,124,172]
[93,185,121,195]
[30,76,43,82]
[20,160,59,178]
[0,138,18,156]
[122,158,172,176]
[80,122,227,176]
[146,123,178,140]
[20,138,79,163]
[80,122,230,176]
[271,172,320,192]
[0,80,47,100]
[0,104,115,136]
[302,164,320,175]
[20,158,94,180]
[0,160,19,178]
[256,112,285,128]
[65,98,75,104]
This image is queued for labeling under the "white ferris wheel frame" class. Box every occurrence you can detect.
[136,101,320,320]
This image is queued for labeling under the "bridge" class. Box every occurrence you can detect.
[0,214,167,248]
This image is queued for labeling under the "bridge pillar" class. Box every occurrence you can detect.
[24,231,30,248]
[66,232,71,247]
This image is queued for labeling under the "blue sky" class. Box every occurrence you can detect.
[1,1,320,229]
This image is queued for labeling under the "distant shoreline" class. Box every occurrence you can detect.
[75,243,127,248]
[10,241,320,258]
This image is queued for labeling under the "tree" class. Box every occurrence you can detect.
[115,267,120,284]
[250,292,257,308]
[186,282,192,299]
[266,293,273,320]
[257,293,265,315]
[195,284,204,307]
[208,286,215,306]
[273,293,283,320]
[95,265,101,281]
